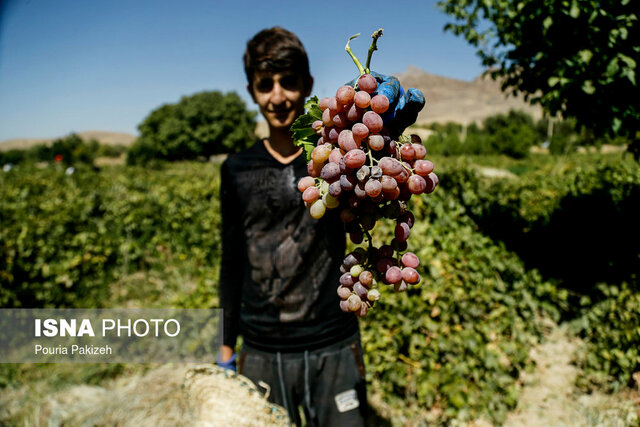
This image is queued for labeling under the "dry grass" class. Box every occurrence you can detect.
[0,131,137,151]
[2,364,290,426]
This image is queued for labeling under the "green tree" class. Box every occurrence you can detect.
[438,0,639,142]
[464,122,489,155]
[128,91,257,164]
[483,110,537,158]
[50,133,95,166]
[426,122,464,155]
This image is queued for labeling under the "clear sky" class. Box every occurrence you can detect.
[0,0,485,140]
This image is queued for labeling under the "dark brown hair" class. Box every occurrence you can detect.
[243,27,312,92]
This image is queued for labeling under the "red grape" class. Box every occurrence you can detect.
[328,97,340,114]
[344,149,366,169]
[338,130,359,152]
[408,175,427,194]
[346,104,363,122]
[362,111,383,133]
[367,135,385,151]
[322,108,333,127]
[302,186,319,203]
[318,97,330,111]
[385,266,402,284]
[364,179,382,198]
[370,94,389,114]
[402,267,420,284]
[297,176,315,192]
[401,252,420,269]
[354,91,371,108]
[337,285,352,299]
[413,143,427,159]
[395,222,410,242]
[352,123,369,142]
[400,144,416,162]
[332,113,348,128]
[358,74,377,93]
[336,85,355,104]
[414,160,434,176]
[379,157,403,175]
[359,270,373,286]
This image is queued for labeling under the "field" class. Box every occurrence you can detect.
[1,152,639,425]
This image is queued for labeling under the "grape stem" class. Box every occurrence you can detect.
[368,149,375,168]
[396,145,414,173]
[365,29,383,74]
[345,34,365,77]
[363,228,373,252]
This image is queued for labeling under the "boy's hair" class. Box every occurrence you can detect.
[244,27,312,91]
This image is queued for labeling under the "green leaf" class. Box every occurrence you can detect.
[606,57,620,77]
[578,50,593,65]
[548,76,568,87]
[569,1,580,18]
[618,54,636,71]
[304,96,323,120]
[619,27,628,40]
[291,96,321,162]
[622,68,636,85]
[612,117,622,134]
[582,80,596,94]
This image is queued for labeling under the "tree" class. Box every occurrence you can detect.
[438,0,639,142]
[50,133,96,166]
[127,91,257,164]
[483,110,537,158]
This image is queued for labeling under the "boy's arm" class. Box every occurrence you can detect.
[218,159,243,365]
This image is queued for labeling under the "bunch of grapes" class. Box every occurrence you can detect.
[296,72,438,317]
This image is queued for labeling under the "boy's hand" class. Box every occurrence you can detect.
[216,350,237,372]
[348,71,425,136]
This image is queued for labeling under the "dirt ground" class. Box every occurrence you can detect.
[502,323,640,427]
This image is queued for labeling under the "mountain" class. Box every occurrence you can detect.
[2,68,543,149]
[0,131,137,152]
[395,66,543,125]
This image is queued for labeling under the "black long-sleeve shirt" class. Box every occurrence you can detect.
[219,140,358,352]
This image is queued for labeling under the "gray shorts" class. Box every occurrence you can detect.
[238,333,367,427]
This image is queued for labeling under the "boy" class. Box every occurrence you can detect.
[217,27,365,426]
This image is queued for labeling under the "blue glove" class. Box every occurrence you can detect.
[348,71,425,137]
[216,352,237,372]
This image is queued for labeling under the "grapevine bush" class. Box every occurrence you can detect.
[0,163,222,308]
[441,159,640,292]
[439,157,640,397]
[360,176,562,423]
[2,157,639,423]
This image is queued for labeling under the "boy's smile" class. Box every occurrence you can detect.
[249,71,312,130]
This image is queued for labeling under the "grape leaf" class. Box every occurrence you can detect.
[291,96,322,162]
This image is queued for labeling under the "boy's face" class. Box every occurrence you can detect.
[249,71,312,130]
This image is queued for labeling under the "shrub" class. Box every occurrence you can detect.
[0,163,222,308]
[424,111,539,158]
[573,282,640,391]
[482,110,537,158]
[361,175,562,424]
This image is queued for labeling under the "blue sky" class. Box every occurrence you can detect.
[0,0,485,140]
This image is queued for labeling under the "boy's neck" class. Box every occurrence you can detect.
[264,126,302,163]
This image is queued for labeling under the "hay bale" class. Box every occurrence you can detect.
[183,365,289,426]
[37,364,289,426]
